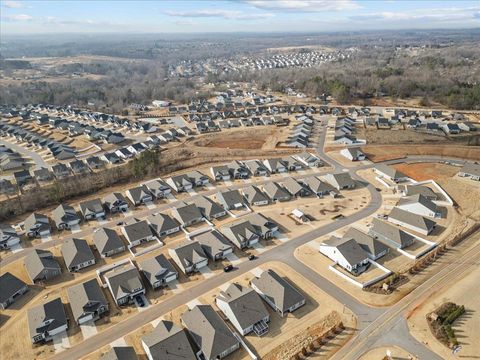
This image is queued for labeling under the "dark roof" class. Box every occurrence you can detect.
[0,272,27,305]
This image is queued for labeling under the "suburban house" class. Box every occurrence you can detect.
[0,272,28,309]
[250,269,306,317]
[294,152,323,167]
[340,147,366,161]
[172,203,204,227]
[281,156,304,171]
[244,159,268,176]
[121,220,156,247]
[79,199,106,221]
[216,283,270,336]
[263,181,291,202]
[220,219,259,249]
[67,278,108,325]
[319,236,370,275]
[374,164,409,183]
[52,204,81,230]
[282,177,312,197]
[0,223,20,249]
[147,213,180,237]
[141,320,196,360]
[216,189,246,210]
[181,305,240,360]
[168,241,208,275]
[93,227,125,257]
[397,194,441,218]
[61,238,96,272]
[195,230,233,260]
[126,185,153,206]
[458,163,480,181]
[263,158,287,173]
[24,212,51,238]
[28,297,68,343]
[166,174,193,192]
[343,227,389,260]
[24,249,61,283]
[324,172,356,190]
[369,218,416,249]
[387,207,436,235]
[245,213,278,239]
[304,176,337,197]
[187,170,210,187]
[397,185,438,200]
[227,160,249,179]
[104,264,145,306]
[210,165,231,181]
[143,179,172,199]
[139,254,178,289]
[242,185,269,206]
[100,346,138,360]
[442,123,461,134]
[190,196,227,220]
[103,193,129,213]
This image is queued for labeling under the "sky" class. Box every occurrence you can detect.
[1,0,479,35]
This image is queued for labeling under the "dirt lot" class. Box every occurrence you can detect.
[359,128,449,145]
[407,258,480,359]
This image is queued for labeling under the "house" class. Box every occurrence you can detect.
[69,159,89,175]
[67,278,108,325]
[374,164,409,183]
[210,165,231,181]
[102,152,122,165]
[281,156,304,171]
[86,156,105,170]
[220,219,259,249]
[14,169,33,186]
[61,238,96,272]
[0,223,20,249]
[147,213,180,237]
[294,152,323,167]
[397,185,438,200]
[24,249,61,283]
[181,305,240,360]
[407,118,422,128]
[216,189,246,210]
[139,254,178,289]
[242,185,269,206]
[142,320,196,360]
[195,230,233,260]
[343,227,389,260]
[397,194,441,218]
[244,160,268,176]
[100,347,138,360]
[303,176,337,197]
[282,177,311,197]
[168,241,208,275]
[0,272,28,309]
[369,218,416,248]
[250,269,305,317]
[121,220,156,247]
[263,158,287,173]
[340,147,366,161]
[93,228,125,257]
[172,203,204,227]
[103,193,129,213]
[458,121,478,132]
[387,207,436,235]
[25,212,51,238]
[227,160,249,179]
[126,186,153,206]
[28,297,68,343]
[263,181,291,202]
[52,204,81,230]
[426,122,440,133]
[187,170,210,187]
[34,167,54,182]
[80,199,106,220]
[319,236,370,275]
[324,172,356,190]
[166,174,193,192]
[442,123,461,134]
[216,283,270,336]
[190,195,227,220]
[143,179,171,199]
[105,264,145,306]
[458,163,480,181]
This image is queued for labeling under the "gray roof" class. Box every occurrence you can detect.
[100,347,138,360]
[343,227,389,257]
[147,213,180,235]
[375,164,407,180]
[242,185,269,204]
[171,241,207,268]
[244,159,267,174]
[399,185,438,200]
[211,165,230,178]
[79,198,104,215]
[93,228,124,254]
[251,269,305,314]
[181,305,239,360]
[195,231,232,258]
[0,272,27,305]
[325,172,356,189]
[388,207,436,232]
[24,212,50,232]
[105,264,144,301]
[173,203,203,224]
[282,177,309,196]
[370,218,416,247]
[141,320,196,360]
[0,223,17,239]
[61,238,95,269]
[263,181,291,200]
[143,179,170,194]
[323,236,370,266]
[216,283,269,329]
[139,254,178,287]
[345,147,364,157]
[398,194,438,213]
[28,297,67,340]
[304,176,335,194]
[126,185,152,203]
[459,163,480,177]
[221,219,258,244]
[122,220,154,242]
[67,278,107,322]
[52,204,80,226]
[24,249,60,282]
[217,189,245,208]
[103,192,128,208]
[190,196,225,219]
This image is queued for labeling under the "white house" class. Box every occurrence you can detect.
[340,147,366,161]
[319,236,370,275]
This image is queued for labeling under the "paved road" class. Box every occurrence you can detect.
[0,138,49,171]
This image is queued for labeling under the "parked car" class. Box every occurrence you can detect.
[135,295,145,307]
[248,254,256,261]
[223,264,234,272]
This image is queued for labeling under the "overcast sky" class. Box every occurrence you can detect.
[2,0,479,35]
